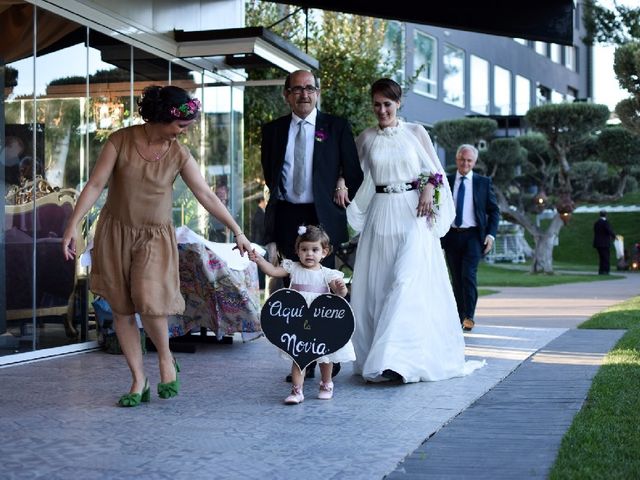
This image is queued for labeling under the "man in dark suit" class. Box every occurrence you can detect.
[261,70,362,266]
[593,210,616,275]
[442,144,500,332]
[261,69,363,379]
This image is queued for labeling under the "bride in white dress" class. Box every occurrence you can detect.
[347,78,485,383]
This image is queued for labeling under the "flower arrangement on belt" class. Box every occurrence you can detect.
[412,172,444,225]
[314,128,327,143]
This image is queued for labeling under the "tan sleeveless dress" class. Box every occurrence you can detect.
[90,125,190,316]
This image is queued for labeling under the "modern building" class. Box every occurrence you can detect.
[385,4,590,159]
[1,0,581,363]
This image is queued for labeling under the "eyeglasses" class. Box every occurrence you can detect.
[287,85,318,95]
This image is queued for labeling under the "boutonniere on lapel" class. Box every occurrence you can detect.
[314,129,327,143]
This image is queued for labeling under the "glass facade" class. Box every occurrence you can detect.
[537,83,551,105]
[413,30,437,98]
[1,2,238,358]
[493,65,512,115]
[535,41,547,56]
[470,55,489,114]
[443,44,464,107]
[564,45,576,71]
[383,21,405,84]
[515,75,531,115]
[550,43,562,64]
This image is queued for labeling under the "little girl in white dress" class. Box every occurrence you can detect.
[250,225,356,405]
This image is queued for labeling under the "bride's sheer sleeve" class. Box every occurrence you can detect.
[410,124,455,238]
[346,129,376,233]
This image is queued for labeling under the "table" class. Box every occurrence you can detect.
[168,242,262,341]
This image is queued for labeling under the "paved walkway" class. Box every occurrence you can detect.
[0,273,638,479]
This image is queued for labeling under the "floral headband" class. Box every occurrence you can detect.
[297,225,307,235]
[170,98,201,119]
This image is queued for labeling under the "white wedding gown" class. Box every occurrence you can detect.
[347,121,485,383]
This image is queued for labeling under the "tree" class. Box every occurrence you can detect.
[584,2,640,159]
[595,125,640,198]
[613,42,640,135]
[307,12,390,135]
[526,103,610,191]
[432,103,610,274]
[583,0,640,46]
[431,118,497,151]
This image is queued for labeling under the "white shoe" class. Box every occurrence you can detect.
[284,385,304,405]
[318,381,334,400]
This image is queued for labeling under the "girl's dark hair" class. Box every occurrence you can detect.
[294,225,332,254]
[370,78,402,102]
[137,85,199,123]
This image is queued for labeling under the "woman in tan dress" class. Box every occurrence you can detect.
[62,86,252,407]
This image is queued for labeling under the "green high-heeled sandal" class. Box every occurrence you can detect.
[117,378,150,407]
[157,358,180,399]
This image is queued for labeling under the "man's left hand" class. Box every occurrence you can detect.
[483,235,494,255]
[333,188,350,208]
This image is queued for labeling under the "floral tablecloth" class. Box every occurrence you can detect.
[168,242,262,340]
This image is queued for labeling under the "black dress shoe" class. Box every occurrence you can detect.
[331,362,341,378]
[462,318,475,332]
[285,361,316,382]
[382,369,402,381]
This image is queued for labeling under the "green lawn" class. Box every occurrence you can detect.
[551,211,640,266]
[607,190,640,206]
[477,261,622,287]
[478,288,499,297]
[550,296,640,479]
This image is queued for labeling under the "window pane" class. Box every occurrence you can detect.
[551,90,564,103]
[443,44,464,107]
[564,45,575,71]
[470,55,489,114]
[493,65,511,115]
[413,31,437,98]
[515,75,530,115]
[537,83,551,105]
[383,21,405,84]
[550,43,562,63]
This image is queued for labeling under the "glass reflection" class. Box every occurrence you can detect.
[493,65,511,115]
[515,75,531,115]
[413,30,437,98]
[443,44,464,107]
[470,55,489,114]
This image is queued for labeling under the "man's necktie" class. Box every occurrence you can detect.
[293,120,306,196]
[454,176,466,227]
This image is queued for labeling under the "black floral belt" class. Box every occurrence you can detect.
[375,182,417,194]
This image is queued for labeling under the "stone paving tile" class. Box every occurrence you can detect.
[387,329,624,480]
[0,325,564,480]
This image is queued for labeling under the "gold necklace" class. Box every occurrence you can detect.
[142,124,170,161]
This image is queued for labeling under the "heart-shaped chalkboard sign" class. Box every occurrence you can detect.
[260,288,355,371]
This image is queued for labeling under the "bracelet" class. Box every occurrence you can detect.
[335,186,348,192]
[233,232,245,239]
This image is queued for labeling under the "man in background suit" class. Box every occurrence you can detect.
[593,210,616,275]
[261,69,363,379]
[442,144,500,332]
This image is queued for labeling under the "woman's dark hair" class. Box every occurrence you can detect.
[370,78,402,102]
[137,85,199,123]
[294,225,332,254]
